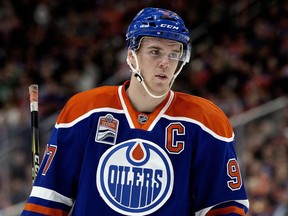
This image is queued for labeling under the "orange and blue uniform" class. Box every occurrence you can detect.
[22,81,249,215]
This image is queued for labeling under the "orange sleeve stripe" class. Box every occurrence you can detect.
[24,203,69,216]
[206,206,245,216]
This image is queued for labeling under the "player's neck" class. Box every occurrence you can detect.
[126,80,166,113]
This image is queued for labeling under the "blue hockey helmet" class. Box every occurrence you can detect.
[126,7,191,63]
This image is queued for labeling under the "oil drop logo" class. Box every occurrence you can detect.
[96,139,174,215]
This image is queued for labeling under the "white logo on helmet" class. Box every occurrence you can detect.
[140,24,150,28]
[139,24,179,30]
[160,24,179,30]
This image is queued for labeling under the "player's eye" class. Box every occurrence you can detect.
[150,49,161,57]
[168,52,180,60]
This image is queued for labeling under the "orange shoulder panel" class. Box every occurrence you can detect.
[166,92,233,138]
[56,86,121,124]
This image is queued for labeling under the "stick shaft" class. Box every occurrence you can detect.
[29,84,40,183]
[31,111,40,182]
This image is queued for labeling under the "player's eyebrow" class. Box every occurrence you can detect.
[147,45,181,53]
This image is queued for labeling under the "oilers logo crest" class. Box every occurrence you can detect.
[95,114,119,145]
[96,139,174,215]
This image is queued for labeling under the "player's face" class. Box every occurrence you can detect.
[133,37,182,95]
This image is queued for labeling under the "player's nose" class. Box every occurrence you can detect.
[158,56,169,69]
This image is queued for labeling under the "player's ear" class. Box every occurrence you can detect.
[127,48,135,65]
[127,48,133,60]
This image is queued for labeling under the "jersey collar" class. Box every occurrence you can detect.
[118,81,174,130]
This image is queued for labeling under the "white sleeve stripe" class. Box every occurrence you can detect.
[30,186,74,207]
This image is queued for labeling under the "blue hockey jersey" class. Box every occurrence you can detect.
[22,81,249,215]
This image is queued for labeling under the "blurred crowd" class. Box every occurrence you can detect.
[239,108,288,215]
[0,0,287,215]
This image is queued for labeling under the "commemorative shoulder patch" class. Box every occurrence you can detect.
[96,139,174,215]
[95,114,119,145]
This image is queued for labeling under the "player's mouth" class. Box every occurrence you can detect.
[155,74,168,80]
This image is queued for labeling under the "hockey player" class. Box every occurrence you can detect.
[22,7,249,215]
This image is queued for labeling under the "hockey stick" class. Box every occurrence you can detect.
[29,84,40,183]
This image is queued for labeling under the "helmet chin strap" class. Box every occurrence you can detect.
[126,50,185,99]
